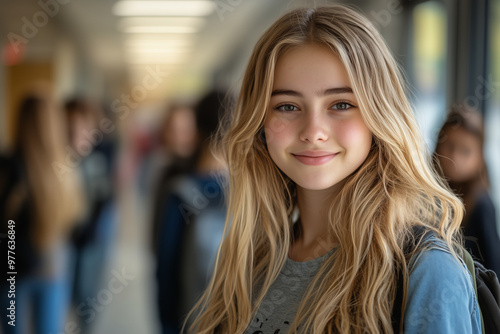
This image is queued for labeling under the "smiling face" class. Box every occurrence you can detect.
[264,43,372,192]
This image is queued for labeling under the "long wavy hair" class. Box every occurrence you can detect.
[11,91,83,251]
[187,5,464,333]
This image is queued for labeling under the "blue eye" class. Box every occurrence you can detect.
[275,104,299,112]
[331,102,354,110]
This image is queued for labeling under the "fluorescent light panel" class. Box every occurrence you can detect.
[125,51,188,60]
[118,17,206,28]
[123,26,199,33]
[118,17,206,34]
[125,57,186,64]
[124,37,195,47]
[126,47,190,54]
[113,1,215,17]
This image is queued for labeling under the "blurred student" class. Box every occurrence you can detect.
[434,104,500,276]
[150,103,198,252]
[0,91,84,334]
[156,91,228,334]
[64,97,116,333]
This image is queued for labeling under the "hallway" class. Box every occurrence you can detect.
[90,177,160,334]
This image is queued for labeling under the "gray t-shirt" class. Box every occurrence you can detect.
[243,236,482,334]
[245,248,337,334]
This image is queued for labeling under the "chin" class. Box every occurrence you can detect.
[293,177,342,191]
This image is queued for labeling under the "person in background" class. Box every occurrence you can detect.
[434,103,500,277]
[64,97,117,333]
[150,102,198,253]
[0,90,84,334]
[156,91,228,334]
[162,103,198,160]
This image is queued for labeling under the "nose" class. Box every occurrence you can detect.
[298,111,329,143]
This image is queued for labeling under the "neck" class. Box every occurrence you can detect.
[296,188,332,244]
[289,182,344,261]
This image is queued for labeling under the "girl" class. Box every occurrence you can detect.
[0,89,84,334]
[186,5,482,333]
[434,104,500,277]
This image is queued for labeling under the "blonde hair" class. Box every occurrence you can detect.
[187,5,464,333]
[11,91,83,250]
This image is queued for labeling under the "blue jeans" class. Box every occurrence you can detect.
[72,200,116,333]
[0,251,73,334]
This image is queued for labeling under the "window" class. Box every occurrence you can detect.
[485,0,500,230]
[408,1,447,151]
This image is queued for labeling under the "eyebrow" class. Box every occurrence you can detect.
[271,87,353,97]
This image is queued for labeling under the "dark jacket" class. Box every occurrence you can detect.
[463,190,500,277]
[0,153,40,279]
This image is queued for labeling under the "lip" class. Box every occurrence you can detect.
[292,151,338,166]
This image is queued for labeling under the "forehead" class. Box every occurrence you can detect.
[443,126,480,145]
[273,43,351,90]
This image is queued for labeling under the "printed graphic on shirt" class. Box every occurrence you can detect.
[249,317,291,334]
[246,248,336,334]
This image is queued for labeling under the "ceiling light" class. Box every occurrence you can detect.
[125,57,186,64]
[118,17,206,28]
[126,47,190,53]
[125,52,188,62]
[124,37,195,47]
[123,26,199,34]
[113,1,215,17]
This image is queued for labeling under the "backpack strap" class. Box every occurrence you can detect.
[461,249,486,334]
[462,250,479,302]
[392,226,434,333]
[392,266,404,333]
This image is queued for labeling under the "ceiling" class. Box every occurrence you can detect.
[0,0,299,100]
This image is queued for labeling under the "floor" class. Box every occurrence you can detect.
[90,177,161,334]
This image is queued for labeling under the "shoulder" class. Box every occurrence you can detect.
[465,190,496,233]
[169,174,224,206]
[476,189,494,205]
[408,241,472,296]
[469,190,495,221]
[409,237,465,273]
[403,238,482,333]
[162,174,224,221]
[162,174,199,208]
[472,190,496,215]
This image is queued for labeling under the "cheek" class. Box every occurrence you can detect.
[264,115,289,146]
[464,152,483,173]
[335,119,372,152]
[438,155,452,170]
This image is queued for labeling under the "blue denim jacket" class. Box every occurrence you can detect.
[403,236,482,333]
